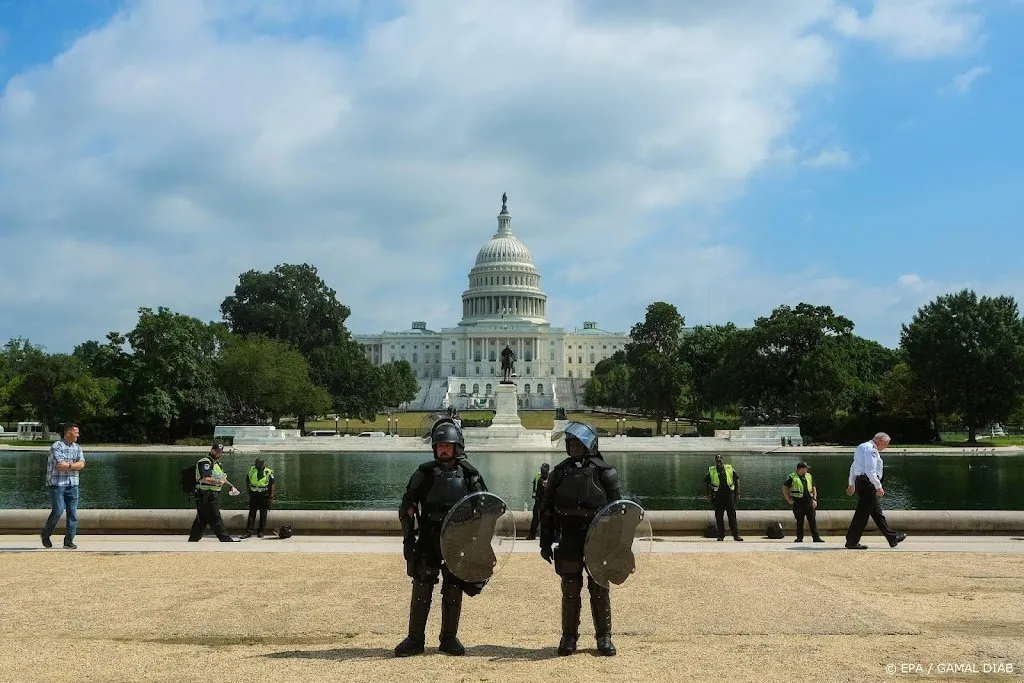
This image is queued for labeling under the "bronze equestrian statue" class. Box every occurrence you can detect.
[500,345,516,383]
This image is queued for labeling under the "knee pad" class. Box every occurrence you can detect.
[561,574,584,600]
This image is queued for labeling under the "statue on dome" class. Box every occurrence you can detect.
[500,344,516,383]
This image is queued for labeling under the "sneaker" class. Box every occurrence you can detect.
[239,531,252,539]
[41,533,52,549]
[813,537,825,543]
[256,531,263,538]
[794,537,804,543]
[845,543,868,550]
[733,536,744,542]
[63,541,78,550]
[888,532,907,548]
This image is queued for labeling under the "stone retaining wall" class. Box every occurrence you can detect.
[3,509,1024,535]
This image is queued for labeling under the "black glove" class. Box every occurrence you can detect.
[540,540,553,564]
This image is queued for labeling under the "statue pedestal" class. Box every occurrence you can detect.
[491,383,522,428]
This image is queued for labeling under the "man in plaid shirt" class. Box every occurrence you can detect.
[41,424,86,549]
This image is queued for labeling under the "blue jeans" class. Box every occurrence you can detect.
[42,485,79,542]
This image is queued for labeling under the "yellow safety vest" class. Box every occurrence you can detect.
[248,466,274,492]
[196,457,226,492]
[708,464,735,492]
[789,472,813,499]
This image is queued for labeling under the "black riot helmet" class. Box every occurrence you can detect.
[540,462,550,472]
[430,418,465,458]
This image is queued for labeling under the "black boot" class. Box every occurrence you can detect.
[589,577,616,656]
[438,582,465,655]
[394,580,432,657]
[558,575,582,656]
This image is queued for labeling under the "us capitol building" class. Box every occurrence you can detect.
[355,195,630,411]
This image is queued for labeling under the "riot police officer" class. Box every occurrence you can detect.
[395,418,488,657]
[539,421,620,657]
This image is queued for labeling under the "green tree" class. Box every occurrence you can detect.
[120,307,230,440]
[220,263,352,355]
[309,342,383,421]
[878,360,941,441]
[0,338,47,422]
[678,323,738,425]
[584,350,633,408]
[722,303,855,421]
[379,361,419,410]
[625,302,687,435]
[13,354,112,428]
[900,290,1024,442]
[218,335,331,425]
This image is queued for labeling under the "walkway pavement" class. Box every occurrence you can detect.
[3,534,1022,553]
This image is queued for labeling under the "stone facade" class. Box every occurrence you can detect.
[355,196,631,411]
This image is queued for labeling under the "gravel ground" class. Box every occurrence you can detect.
[1,551,1022,682]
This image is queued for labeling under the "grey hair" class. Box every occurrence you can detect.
[873,432,891,443]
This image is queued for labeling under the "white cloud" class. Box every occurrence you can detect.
[833,0,983,58]
[945,65,991,93]
[0,0,994,351]
[803,146,852,168]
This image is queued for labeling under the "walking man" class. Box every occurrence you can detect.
[704,454,743,541]
[187,443,239,542]
[845,432,906,550]
[41,424,86,549]
[241,458,275,539]
[525,462,550,540]
[782,461,824,543]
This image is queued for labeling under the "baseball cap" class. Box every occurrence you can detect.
[212,443,225,451]
[796,461,809,469]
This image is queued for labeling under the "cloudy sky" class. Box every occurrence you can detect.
[1,0,1021,352]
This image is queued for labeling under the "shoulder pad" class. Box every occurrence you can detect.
[417,460,439,472]
[589,454,613,470]
[458,459,481,476]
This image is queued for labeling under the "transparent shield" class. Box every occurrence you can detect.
[440,492,516,584]
[419,413,450,443]
[584,500,653,591]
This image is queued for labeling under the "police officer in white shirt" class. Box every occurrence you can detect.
[844,432,906,550]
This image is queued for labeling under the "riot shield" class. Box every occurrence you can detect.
[419,412,450,443]
[584,499,652,591]
[440,492,516,584]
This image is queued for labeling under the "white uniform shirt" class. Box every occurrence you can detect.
[848,440,884,489]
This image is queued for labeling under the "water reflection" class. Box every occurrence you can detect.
[1,450,1021,511]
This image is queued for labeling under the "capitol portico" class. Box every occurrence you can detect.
[355,195,631,411]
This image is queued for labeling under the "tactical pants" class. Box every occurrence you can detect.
[188,491,232,541]
[553,519,612,640]
[792,497,820,540]
[713,491,740,539]
[403,525,465,645]
[247,491,270,533]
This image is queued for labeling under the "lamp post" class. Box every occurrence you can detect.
[345,417,350,435]
[334,415,339,435]
[675,417,680,436]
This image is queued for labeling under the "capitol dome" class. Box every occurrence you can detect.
[460,194,548,325]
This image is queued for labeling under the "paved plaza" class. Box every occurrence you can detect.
[1,536,1023,682]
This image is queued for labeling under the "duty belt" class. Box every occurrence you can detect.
[251,486,270,493]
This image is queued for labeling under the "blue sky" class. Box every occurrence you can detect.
[1,0,1021,352]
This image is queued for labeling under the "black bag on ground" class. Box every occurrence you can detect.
[765,521,784,539]
[703,522,718,539]
[277,525,293,539]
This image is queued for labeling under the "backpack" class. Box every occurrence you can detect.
[179,466,196,494]
[765,521,785,539]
